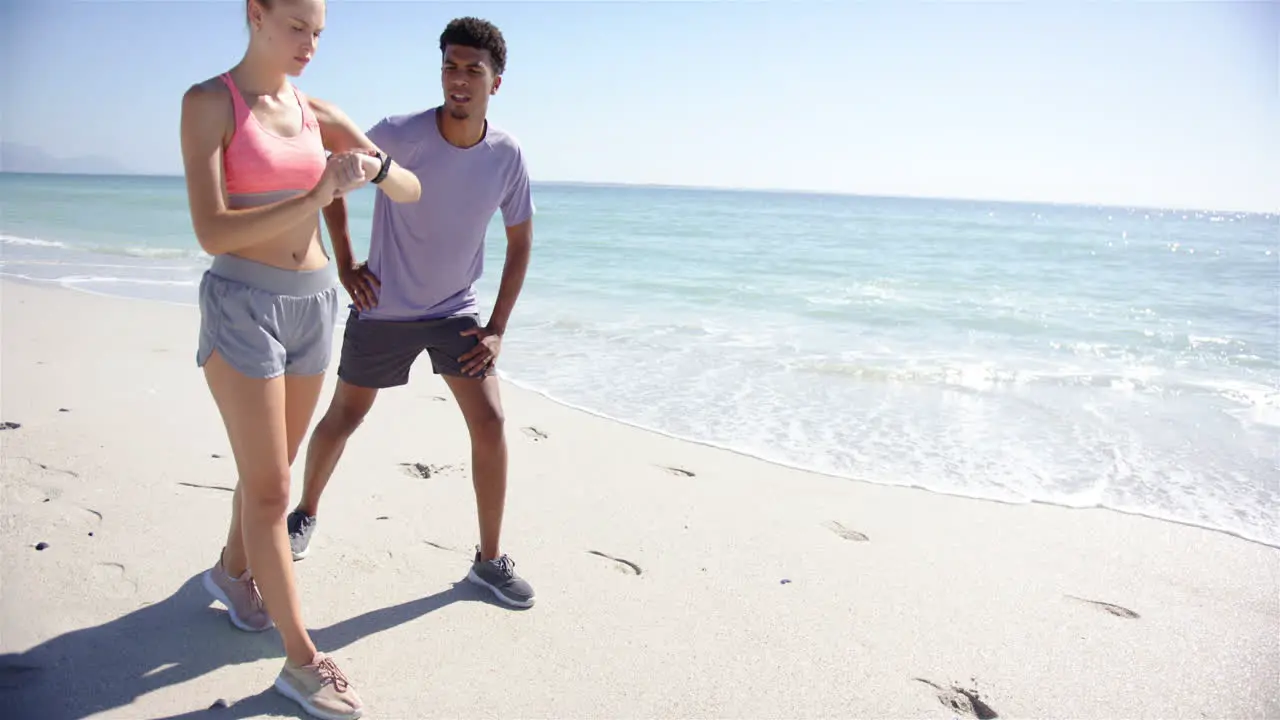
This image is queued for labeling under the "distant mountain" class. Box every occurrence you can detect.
[0,142,134,175]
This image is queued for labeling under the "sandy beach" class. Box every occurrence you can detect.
[1,277,1277,719]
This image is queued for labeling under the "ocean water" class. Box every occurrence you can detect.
[2,172,1277,546]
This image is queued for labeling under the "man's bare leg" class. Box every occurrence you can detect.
[288,380,378,559]
[443,373,507,560]
[445,373,534,608]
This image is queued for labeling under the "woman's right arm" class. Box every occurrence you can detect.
[180,81,338,256]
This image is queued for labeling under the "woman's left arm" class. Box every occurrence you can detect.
[308,96,422,203]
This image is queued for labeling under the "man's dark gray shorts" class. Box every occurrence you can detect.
[337,308,495,388]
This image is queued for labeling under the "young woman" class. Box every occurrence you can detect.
[179,0,420,717]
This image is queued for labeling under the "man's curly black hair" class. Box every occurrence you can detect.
[439,17,507,76]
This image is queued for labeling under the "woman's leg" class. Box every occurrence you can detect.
[284,371,328,466]
[211,363,328,576]
[211,369,329,612]
[205,352,362,718]
[203,349,316,666]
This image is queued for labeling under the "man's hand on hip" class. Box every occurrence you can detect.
[339,262,380,311]
[458,324,503,376]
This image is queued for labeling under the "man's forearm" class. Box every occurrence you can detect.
[321,197,357,267]
[488,244,531,335]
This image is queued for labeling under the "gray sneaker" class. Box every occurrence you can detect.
[467,547,535,608]
[288,510,317,561]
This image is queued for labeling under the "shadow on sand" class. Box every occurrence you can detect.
[1,572,489,719]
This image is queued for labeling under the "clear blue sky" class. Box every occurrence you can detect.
[3,0,1276,212]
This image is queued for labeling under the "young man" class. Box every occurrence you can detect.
[290,17,536,608]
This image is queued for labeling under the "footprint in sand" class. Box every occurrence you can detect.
[913,678,998,719]
[588,550,643,576]
[0,659,43,689]
[90,562,138,599]
[177,481,234,494]
[54,505,104,535]
[7,462,101,526]
[823,520,869,542]
[399,462,457,479]
[660,465,695,478]
[1065,595,1140,619]
[14,457,78,479]
[8,480,63,505]
[521,426,548,442]
[423,540,468,555]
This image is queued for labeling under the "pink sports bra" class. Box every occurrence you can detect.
[219,72,327,196]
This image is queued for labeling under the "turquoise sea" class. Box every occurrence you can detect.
[2,172,1277,546]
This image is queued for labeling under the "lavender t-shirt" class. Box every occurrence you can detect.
[359,107,534,321]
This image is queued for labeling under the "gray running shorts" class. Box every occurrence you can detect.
[337,308,495,388]
[196,254,340,379]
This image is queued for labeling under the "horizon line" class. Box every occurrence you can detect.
[0,169,1273,218]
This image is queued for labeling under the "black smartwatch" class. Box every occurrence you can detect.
[370,151,391,185]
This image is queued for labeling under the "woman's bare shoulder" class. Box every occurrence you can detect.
[183,75,232,107]
[180,76,235,145]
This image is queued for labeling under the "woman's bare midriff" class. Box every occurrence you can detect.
[225,190,331,271]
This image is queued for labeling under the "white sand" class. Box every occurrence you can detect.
[2,278,1277,719]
